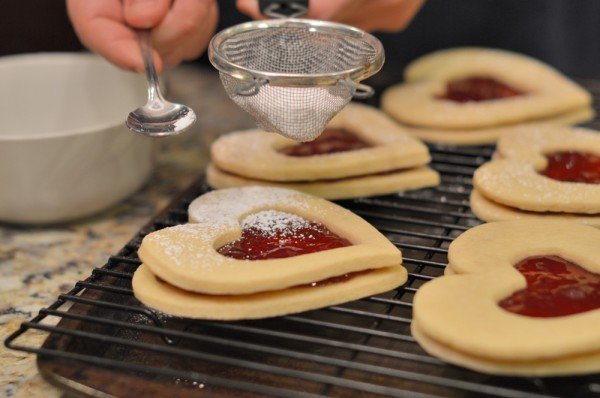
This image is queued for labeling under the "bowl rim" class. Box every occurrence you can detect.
[0,52,145,142]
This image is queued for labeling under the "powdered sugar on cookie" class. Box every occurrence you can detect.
[144,187,327,268]
[136,186,402,295]
[188,186,310,226]
[145,224,209,267]
[242,210,311,237]
[496,126,600,163]
[210,103,431,183]
[474,160,600,213]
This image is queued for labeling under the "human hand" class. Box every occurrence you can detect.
[236,0,424,32]
[67,0,218,73]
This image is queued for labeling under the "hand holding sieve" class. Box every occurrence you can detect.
[208,0,384,141]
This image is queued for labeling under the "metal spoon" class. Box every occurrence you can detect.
[126,30,196,137]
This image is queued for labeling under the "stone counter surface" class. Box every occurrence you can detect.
[0,65,254,398]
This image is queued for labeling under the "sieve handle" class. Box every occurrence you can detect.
[259,0,308,18]
[235,77,269,96]
[344,80,375,100]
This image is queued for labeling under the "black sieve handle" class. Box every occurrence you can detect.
[259,0,308,18]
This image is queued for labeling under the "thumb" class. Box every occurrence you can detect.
[124,0,171,29]
[236,0,263,19]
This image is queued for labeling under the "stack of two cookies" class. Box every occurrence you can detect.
[381,48,593,145]
[413,220,600,376]
[471,127,600,227]
[132,186,407,320]
[207,103,440,200]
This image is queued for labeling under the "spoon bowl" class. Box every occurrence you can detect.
[126,98,196,137]
[126,30,196,137]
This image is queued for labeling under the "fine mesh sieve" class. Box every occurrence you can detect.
[208,10,384,141]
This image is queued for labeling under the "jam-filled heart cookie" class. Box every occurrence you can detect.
[401,108,593,146]
[207,103,439,199]
[471,127,600,225]
[495,126,600,169]
[206,163,438,201]
[133,263,405,320]
[381,48,593,145]
[470,189,600,228]
[133,187,407,319]
[412,220,600,376]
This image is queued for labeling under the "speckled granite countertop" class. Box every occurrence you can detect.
[0,65,254,398]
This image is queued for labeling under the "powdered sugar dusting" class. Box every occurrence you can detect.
[188,186,310,226]
[242,210,311,237]
[474,160,600,213]
[146,224,210,267]
[497,126,600,163]
[141,187,326,270]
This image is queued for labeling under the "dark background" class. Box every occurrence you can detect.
[3,0,600,84]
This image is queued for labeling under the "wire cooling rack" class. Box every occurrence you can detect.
[6,80,600,397]
[6,145,599,398]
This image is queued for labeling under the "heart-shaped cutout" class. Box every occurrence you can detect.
[278,128,372,157]
[412,220,600,376]
[540,151,600,184]
[383,48,592,130]
[437,76,523,102]
[216,210,352,260]
[499,255,600,317]
[137,186,404,295]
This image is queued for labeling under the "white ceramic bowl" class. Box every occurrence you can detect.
[0,53,154,224]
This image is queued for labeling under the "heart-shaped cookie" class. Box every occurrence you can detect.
[206,163,440,200]
[400,107,593,146]
[469,189,600,227]
[133,264,406,320]
[382,48,592,130]
[412,220,600,376]
[474,159,599,213]
[210,103,431,182]
[495,126,600,167]
[137,186,404,295]
[473,127,600,214]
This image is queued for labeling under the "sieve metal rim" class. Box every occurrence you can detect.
[208,18,384,87]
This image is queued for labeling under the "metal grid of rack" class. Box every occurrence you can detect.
[7,145,598,397]
[6,80,600,397]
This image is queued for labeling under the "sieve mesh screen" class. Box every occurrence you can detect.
[211,20,384,141]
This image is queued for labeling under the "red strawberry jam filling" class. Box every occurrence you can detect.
[499,256,600,317]
[280,128,372,157]
[300,269,372,288]
[439,77,523,102]
[218,210,359,287]
[218,210,351,260]
[542,151,600,184]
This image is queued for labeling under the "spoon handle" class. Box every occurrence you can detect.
[137,29,163,102]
